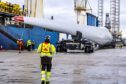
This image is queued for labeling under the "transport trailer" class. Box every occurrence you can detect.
[14,16,113,49]
[56,39,94,53]
[56,31,94,53]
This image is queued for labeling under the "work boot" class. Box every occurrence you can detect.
[46,81,50,84]
[41,81,45,84]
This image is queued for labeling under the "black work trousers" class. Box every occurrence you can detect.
[41,56,52,72]
[27,45,32,51]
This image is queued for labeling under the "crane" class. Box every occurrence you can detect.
[110,0,120,36]
[24,0,44,18]
[98,0,122,47]
[74,0,92,25]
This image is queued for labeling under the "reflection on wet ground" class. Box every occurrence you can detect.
[0,48,126,84]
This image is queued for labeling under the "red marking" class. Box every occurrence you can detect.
[14,16,24,22]
[45,42,49,44]
[44,48,48,51]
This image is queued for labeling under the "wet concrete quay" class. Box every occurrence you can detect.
[0,47,126,84]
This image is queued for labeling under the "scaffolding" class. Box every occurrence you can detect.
[98,0,103,27]
[110,0,116,33]
[110,0,120,35]
[98,0,120,35]
[115,0,120,35]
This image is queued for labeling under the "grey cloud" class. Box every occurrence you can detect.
[44,0,73,9]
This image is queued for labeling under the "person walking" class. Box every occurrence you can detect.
[37,36,56,84]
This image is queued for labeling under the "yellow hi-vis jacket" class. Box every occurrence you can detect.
[27,40,32,46]
[37,42,56,57]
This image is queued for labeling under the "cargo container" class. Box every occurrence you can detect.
[87,13,98,26]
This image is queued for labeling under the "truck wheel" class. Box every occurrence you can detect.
[86,47,90,53]
[84,47,87,53]
[57,46,60,52]
[64,49,67,52]
[88,48,90,53]
[112,45,115,48]
[60,47,63,52]
[85,47,89,53]
[90,48,94,53]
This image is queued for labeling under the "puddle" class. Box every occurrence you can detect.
[0,75,6,77]
[0,61,4,63]
[6,79,32,83]
[62,73,68,74]
[0,69,8,71]
[31,71,39,73]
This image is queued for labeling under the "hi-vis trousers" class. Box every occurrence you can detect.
[40,57,52,83]
[41,64,52,82]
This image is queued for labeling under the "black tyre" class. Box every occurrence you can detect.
[90,48,94,53]
[112,45,115,48]
[84,47,87,53]
[56,46,61,52]
[85,47,89,53]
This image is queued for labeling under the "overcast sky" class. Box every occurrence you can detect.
[2,0,126,37]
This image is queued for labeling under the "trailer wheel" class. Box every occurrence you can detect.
[90,48,94,53]
[64,49,67,52]
[112,45,115,48]
[84,47,87,53]
[85,47,89,53]
[85,45,94,53]
[57,46,61,52]
[87,47,91,53]
[60,47,64,52]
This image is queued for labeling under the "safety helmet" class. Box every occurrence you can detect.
[45,35,50,40]
[18,39,22,41]
[45,35,50,42]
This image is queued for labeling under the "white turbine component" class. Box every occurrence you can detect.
[14,16,113,45]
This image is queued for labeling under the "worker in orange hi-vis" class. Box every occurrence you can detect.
[17,39,23,53]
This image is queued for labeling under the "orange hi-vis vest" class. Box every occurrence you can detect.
[41,42,51,53]
[17,40,23,45]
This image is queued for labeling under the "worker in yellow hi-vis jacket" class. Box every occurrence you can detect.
[37,36,56,84]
